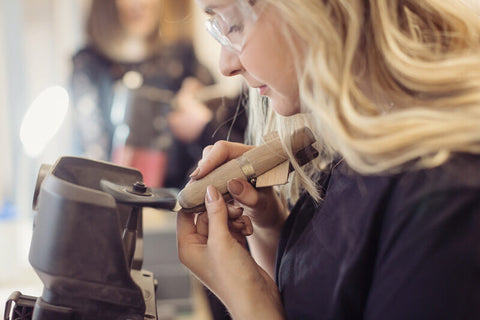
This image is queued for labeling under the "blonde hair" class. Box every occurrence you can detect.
[248,0,480,201]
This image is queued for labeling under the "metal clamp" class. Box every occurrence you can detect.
[236,155,257,186]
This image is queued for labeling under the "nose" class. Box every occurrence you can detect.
[218,47,243,77]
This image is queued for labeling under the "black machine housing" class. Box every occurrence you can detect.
[4,156,177,320]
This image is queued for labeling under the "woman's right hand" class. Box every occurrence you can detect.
[189,140,289,278]
[177,185,285,319]
[190,140,288,228]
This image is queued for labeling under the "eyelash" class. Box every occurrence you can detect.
[228,24,243,34]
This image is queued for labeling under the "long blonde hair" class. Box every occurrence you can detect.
[248,0,480,201]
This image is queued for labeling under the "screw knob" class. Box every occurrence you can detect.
[132,181,147,193]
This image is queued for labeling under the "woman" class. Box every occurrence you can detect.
[177,0,480,319]
[70,0,215,187]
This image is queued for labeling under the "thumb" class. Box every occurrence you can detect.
[205,185,229,240]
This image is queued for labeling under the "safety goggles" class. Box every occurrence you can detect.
[204,0,260,54]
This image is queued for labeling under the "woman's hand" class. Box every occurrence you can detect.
[177,185,285,319]
[194,201,253,248]
[168,77,213,143]
[190,141,288,229]
[189,141,289,278]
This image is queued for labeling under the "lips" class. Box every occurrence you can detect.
[258,85,268,95]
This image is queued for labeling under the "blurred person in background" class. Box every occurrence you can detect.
[70,1,246,318]
[70,0,217,188]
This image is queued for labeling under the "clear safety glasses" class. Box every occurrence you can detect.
[204,0,260,54]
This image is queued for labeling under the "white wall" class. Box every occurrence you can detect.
[0,0,88,314]
[0,2,10,206]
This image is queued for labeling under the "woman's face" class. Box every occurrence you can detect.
[115,0,162,38]
[198,0,302,116]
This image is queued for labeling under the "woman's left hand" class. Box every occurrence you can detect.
[168,77,213,143]
[177,185,285,319]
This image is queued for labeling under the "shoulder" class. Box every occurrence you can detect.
[375,153,480,258]
[364,154,480,319]
[409,152,479,187]
[390,152,480,209]
[72,46,110,70]
[157,41,195,60]
[292,152,480,222]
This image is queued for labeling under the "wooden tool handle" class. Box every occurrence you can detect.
[177,127,315,212]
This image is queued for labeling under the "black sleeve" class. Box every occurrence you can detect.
[185,94,248,163]
[69,48,114,160]
[165,92,248,188]
[199,93,248,143]
[365,187,480,320]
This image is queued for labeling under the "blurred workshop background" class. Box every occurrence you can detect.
[0,0,242,319]
[1,0,479,319]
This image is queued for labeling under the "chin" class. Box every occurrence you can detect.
[270,98,301,117]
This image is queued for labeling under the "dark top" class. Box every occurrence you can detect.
[70,42,213,157]
[70,43,247,188]
[276,153,480,319]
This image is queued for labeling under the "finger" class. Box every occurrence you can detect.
[240,215,253,236]
[176,211,197,264]
[226,218,248,247]
[193,141,253,179]
[227,178,261,208]
[228,218,246,231]
[182,77,203,92]
[227,204,244,220]
[189,146,213,179]
[196,211,209,237]
[231,231,247,248]
[176,210,197,238]
[205,185,230,240]
[189,145,214,179]
[203,145,214,157]
[228,216,253,237]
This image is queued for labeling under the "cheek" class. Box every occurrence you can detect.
[242,48,301,115]
[242,34,292,88]
[242,53,272,82]
[239,9,302,115]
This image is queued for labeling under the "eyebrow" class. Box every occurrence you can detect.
[204,6,216,15]
[204,0,256,16]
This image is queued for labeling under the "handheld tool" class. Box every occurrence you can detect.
[177,127,319,213]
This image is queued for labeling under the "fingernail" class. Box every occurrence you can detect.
[227,179,243,196]
[243,223,253,236]
[189,167,200,178]
[206,185,219,203]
